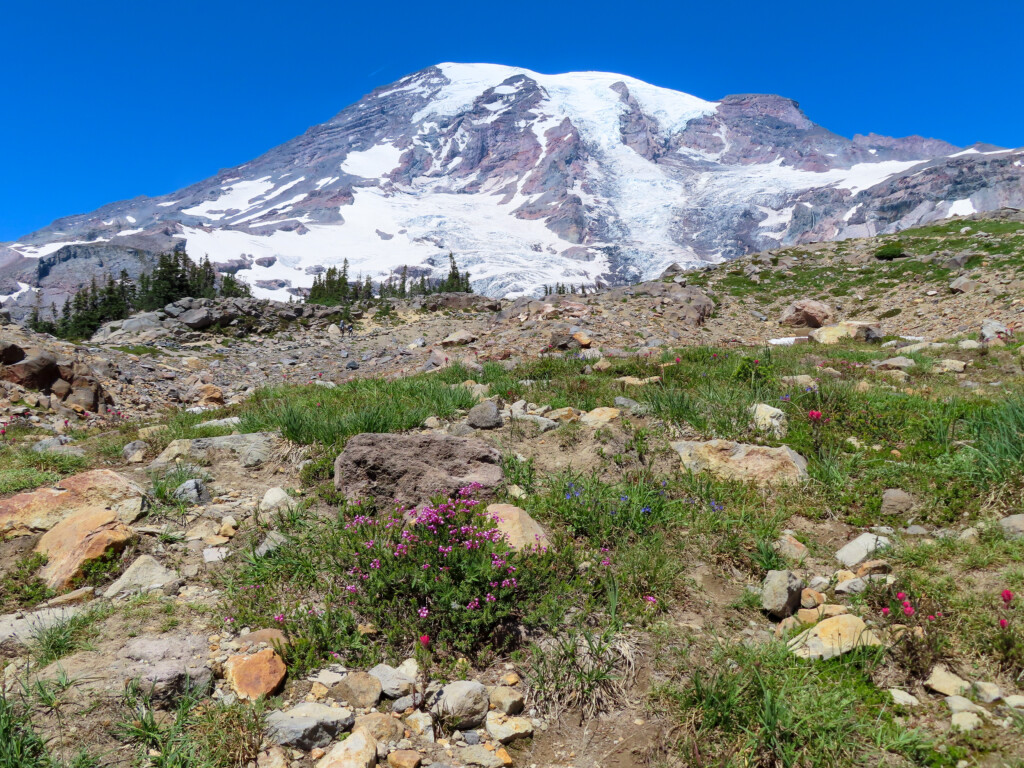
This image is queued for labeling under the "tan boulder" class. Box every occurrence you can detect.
[194,384,224,407]
[354,712,404,743]
[779,300,835,328]
[486,504,549,551]
[925,664,970,697]
[787,614,882,660]
[580,407,620,428]
[809,321,882,345]
[35,507,135,590]
[224,648,286,700]
[387,751,422,768]
[317,728,376,768]
[670,439,808,485]
[0,469,145,537]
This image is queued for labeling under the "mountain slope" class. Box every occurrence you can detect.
[3,62,1023,313]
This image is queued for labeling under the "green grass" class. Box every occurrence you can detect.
[236,376,478,448]
[0,694,49,768]
[0,553,53,612]
[116,682,266,768]
[29,606,111,665]
[0,447,89,496]
[657,641,951,768]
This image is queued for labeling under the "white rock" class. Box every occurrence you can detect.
[834,533,890,568]
[888,689,920,707]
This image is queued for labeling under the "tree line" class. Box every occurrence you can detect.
[28,251,250,340]
[308,253,472,319]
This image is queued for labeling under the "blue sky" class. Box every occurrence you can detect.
[2,0,1022,241]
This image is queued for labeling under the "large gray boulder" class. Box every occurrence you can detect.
[761,570,804,618]
[431,680,489,728]
[265,703,354,750]
[334,433,503,504]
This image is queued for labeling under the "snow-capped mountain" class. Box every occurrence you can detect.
[3,62,1023,311]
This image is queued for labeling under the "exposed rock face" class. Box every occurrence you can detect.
[34,507,136,590]
[5,63,1019,308]
[0,469,146,537]
[334,433,503,504]
[809,321,883,344]
[788,614,882,660]
[780,300,834,328]
[670,439,808,485]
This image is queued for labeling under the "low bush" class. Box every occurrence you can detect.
[223,484,591,672]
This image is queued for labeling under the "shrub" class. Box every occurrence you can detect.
[223,484,588,671]
[874,242,907,260]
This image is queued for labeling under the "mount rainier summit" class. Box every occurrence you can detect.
[3,62,1023,311]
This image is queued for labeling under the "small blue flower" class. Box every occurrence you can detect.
[641,506,651,514]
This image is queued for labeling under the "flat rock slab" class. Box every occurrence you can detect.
[35,507,135,590]
[266,703,354,750]
[33,633,212,703]
[671,439,808,485]
[149,433,281,470]
[0,469,145,537]
[809,321,882,344]
[787,614,882,660]
[334,433,503,505]
[0,605,83,646]
[103,554,178,599]
[835,533,891,568]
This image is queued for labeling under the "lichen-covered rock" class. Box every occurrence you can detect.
[334,433,502,504]
[670,439,808,485]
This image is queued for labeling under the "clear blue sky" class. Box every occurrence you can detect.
[2,0,1021,241]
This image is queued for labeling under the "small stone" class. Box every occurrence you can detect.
[880,489,914,516]
[775,534,807,561]
[387,750,422,768]
[760,570,804,618]
[265,703,355,750]
[951,711,982,732]
[224,649,287,700]
[972,681,1001,703]
[579,407,620,428]
[489,686,524,715]
[788,614,882,660]
[354,712,404,743]
[431,680,489,728]
[925,664,970,697]
[368,664,415,698]
[404,710,434,741]
[173,478,211,505]
[329,672,383,708]
[889,689,920,707]
[999,514,1024,539]
[316,728,376,768]
[855,560,890,577]
[467,401,503,430]
[834,533,890,568]
[261,487,295,514]
[499,672,520,686]
[800,589,824,609]
[945,695,986,716]
[485,711,534,743]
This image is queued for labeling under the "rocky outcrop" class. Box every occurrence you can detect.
[334,433,503,504]
[670,439,808,485]
[0,469,145,537]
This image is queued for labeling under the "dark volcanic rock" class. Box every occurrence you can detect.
[334,433,503,504]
